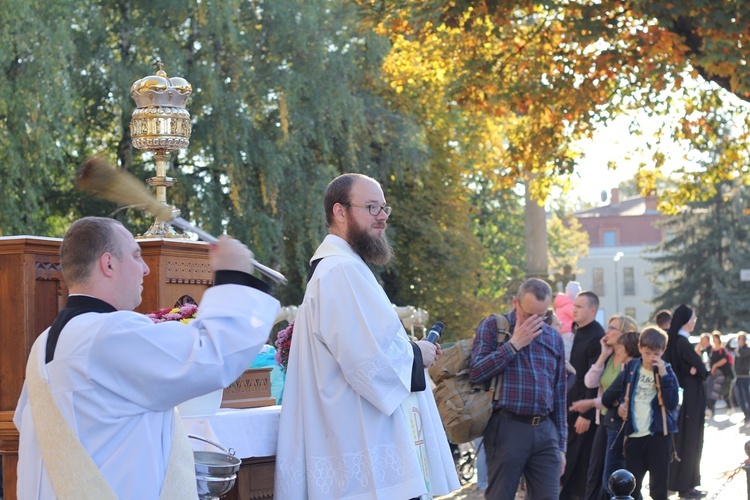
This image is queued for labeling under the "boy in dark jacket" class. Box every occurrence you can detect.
[602,327,679,500]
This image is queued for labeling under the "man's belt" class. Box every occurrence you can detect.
[497,408,548,426]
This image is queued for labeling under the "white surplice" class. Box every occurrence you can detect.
[14,284,279,499]
[274,235,459,500]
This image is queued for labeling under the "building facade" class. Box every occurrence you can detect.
[574,189,668,326]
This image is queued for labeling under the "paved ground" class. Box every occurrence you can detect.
[437,406,749,500]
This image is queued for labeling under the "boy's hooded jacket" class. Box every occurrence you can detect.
[601,358,679,436]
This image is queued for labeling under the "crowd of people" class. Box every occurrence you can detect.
[11,171,748,499]
[466,292,748,500]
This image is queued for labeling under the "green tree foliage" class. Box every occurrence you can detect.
[11,0,743,337]
[647,89,750,214]
[647,89,750,332]
[649,185,750,332]
[470,176,525,303]
[0,0,80,235]
[547,211,589,285]
[0,0,495,332]
[385,167,491,340]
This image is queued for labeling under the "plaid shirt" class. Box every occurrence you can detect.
[469,310,568,452]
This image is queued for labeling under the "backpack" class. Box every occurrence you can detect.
[428,314,510,444]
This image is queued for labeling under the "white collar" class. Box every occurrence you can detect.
[310,234,362,264]
[678,329,690,338]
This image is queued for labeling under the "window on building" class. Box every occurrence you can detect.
[602,230,617,247]
[623,267,635,296]
[593,267,604,296]
[625,307,636,320]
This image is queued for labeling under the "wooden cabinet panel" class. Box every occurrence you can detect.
[224,457,275,500]
[0,237,65,411]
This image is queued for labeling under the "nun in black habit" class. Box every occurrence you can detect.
[663,304,708,498]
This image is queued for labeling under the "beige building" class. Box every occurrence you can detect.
[573,189,669,326]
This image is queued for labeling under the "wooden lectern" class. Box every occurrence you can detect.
[0,236,214,499]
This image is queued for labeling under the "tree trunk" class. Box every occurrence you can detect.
[524,176,548,281]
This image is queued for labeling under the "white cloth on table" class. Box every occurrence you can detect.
[274,235,459,500]
[183,406,281,458]
[14,284,279,499]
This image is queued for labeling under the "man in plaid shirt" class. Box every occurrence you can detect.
[469,278,568,499]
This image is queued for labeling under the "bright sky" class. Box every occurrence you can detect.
[567,76,750,208]
[567,112,684,207]
[568,117,642,206]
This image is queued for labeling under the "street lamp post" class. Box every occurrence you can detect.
[614,252,624,313]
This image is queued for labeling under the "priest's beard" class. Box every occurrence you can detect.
[347,221,393,266]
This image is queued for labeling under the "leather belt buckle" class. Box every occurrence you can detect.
[531,416,541,426]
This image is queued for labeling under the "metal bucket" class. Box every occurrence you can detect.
[189,435,242,500]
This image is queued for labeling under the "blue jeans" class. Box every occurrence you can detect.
[474,437,488,490]
[602,424,625,496]
[735,376,750,417]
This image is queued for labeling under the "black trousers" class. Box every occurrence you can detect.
[561,419,597,499]
[624,433,671,500]
[583,422,607,500]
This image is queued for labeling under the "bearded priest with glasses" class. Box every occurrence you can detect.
[274,173,459,499]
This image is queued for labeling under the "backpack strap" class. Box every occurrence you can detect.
[491,313,511,343]
[489,314,511,403]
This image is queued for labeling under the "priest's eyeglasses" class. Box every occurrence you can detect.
[346,203,392,216]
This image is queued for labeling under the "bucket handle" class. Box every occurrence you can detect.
[188,434,236,456]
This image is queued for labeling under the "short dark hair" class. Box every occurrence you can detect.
[618,330,641,358]
[654,309,672,328]
[640,326,668,352]
[578,291,599,310]
[60,217,123,285]
[712,330,723,344]
[518,278,552,302]
[324,173,375,226]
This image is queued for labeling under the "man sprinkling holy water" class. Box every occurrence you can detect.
[14,217,279,498]
[274,173,460,499]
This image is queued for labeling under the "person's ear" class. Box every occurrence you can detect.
[100,253,115,276]
[333,203,347,223]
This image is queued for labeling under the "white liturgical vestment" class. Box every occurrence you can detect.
[274,235,459,499]
[14,284,279,499]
